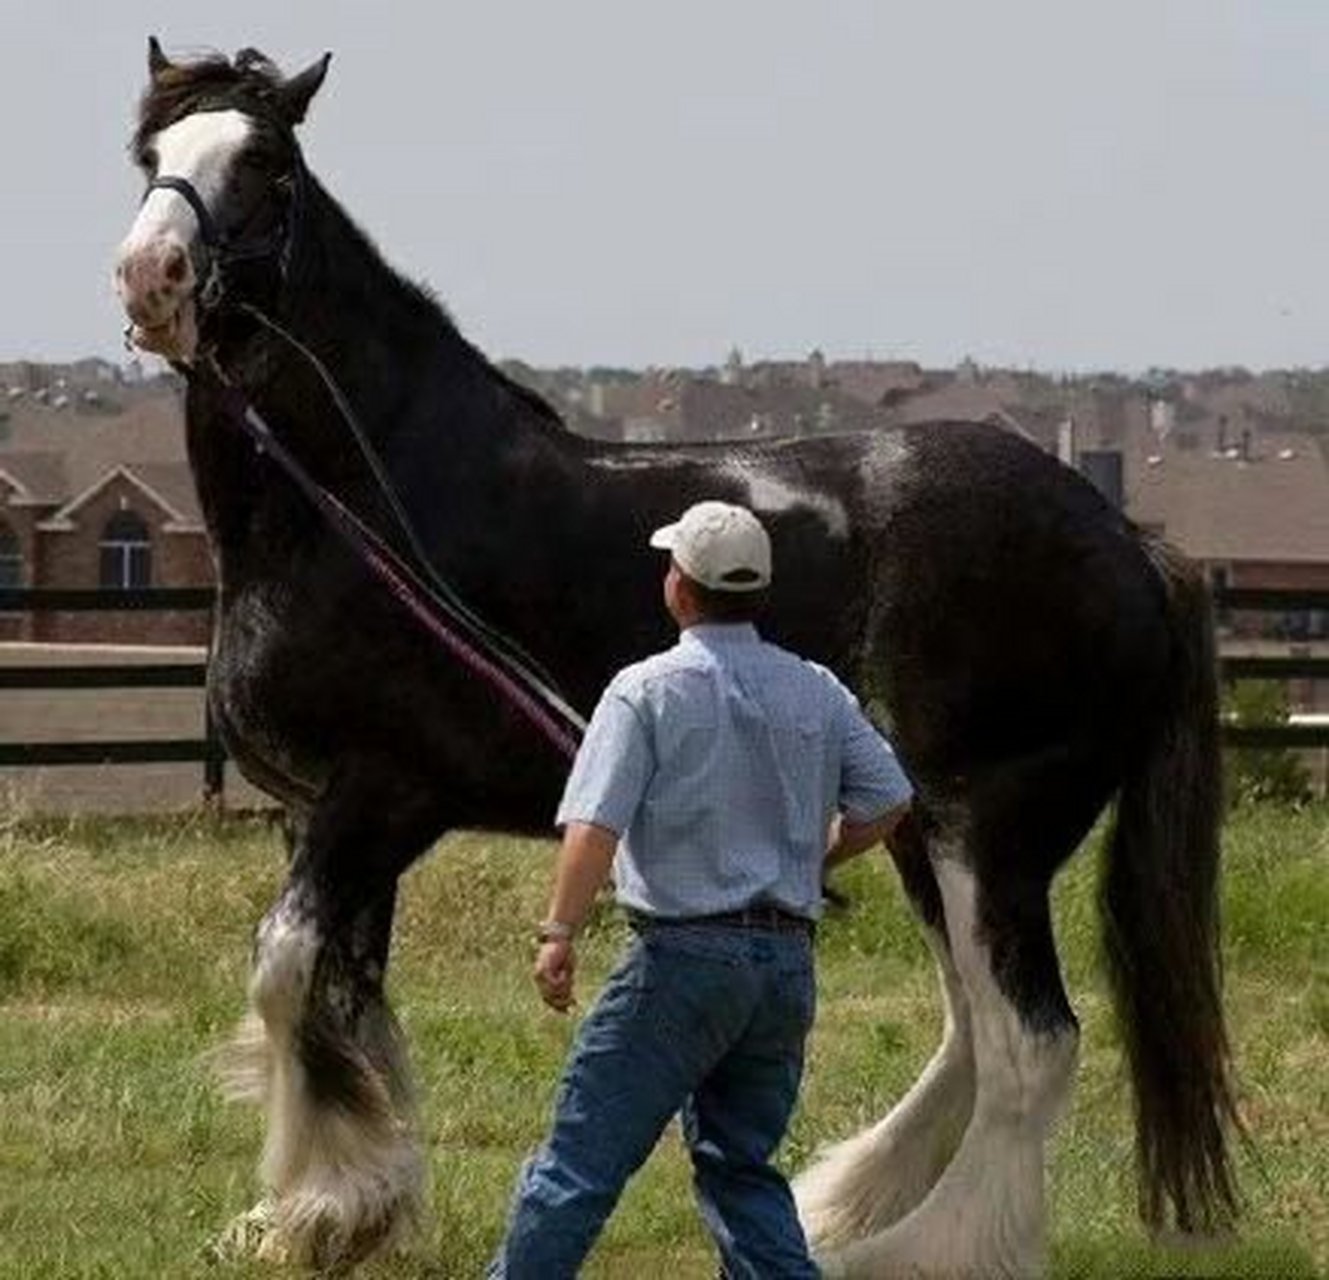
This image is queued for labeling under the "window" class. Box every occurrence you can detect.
[99,510,151,589]
[0,521,22,588]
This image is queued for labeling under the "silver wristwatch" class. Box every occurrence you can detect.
[536,920,576,943]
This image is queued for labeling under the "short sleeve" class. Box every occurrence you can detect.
[833,682,914,821]
[554,682,655,834]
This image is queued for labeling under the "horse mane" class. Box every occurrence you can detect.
[133,47,287,161]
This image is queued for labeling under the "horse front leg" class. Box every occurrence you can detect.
[212,771,444,1269]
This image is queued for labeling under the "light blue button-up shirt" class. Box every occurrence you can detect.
[555,623,913,920]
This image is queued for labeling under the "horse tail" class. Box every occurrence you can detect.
[1099,534,1239,1233]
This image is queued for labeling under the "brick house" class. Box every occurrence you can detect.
[0,372,211,644]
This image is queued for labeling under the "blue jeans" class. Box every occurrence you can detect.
[487,922,819,1279]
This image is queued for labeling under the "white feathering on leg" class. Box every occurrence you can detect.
[795,925,974,1249]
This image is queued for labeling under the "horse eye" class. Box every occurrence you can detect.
[240,148,278,174]
[141,147,159,175]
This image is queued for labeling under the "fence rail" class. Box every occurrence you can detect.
[0,587,223,797]
[0,587,215,612]
[0,584,1325,805]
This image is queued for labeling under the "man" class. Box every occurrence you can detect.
[488,500,913,1279]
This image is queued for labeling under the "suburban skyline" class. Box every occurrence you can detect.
[6,3,1329,375]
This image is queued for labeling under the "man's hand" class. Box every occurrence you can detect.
[534,939,576,1012]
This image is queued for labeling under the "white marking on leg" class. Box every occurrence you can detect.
[250,899,321,1035]
[819,849,1078,1278]
[256,999,424,1268]
[796,923,975,1249]
[720,463,850,538]
[215,894,424,1268]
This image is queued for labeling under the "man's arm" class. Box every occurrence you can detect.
[825,677,915,875]
[533,821,619,1013]
[538,680,653,1013]
[824,804,909,872]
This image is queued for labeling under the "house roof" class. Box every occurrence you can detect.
[0,451,68,505]
[37,463,201,532]
[124,462,202,526]
[1127,427,1329,563]
[0,389,201,529]
[676,380,888,440]
[887,384,1049,447]
[822,361,926,406]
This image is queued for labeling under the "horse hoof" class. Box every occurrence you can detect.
[262,1208,405,1272]
[205,1198,279,1262]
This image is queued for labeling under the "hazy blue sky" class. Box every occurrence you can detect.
[6,2,1329,372]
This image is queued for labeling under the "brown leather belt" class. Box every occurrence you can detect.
[629,905,814,935]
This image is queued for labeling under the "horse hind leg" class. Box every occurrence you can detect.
[795,811,976,1249]
[819,759,1101,1279]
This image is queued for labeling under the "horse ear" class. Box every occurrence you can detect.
[278,52,332,125]
[148,35,172,79]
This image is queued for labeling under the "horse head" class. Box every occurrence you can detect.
[115,37,330,365]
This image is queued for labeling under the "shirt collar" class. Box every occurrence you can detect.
[680,622,761,650]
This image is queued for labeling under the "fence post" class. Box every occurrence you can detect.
[202,696,225,806]
[201,607,225,807]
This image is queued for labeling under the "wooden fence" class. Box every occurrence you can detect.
[0,585,1326,806]
[0,588,225,799]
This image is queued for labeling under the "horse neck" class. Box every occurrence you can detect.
[240,174,572,477]
[190,172,583,565]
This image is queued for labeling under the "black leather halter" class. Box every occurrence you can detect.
[143,144,304,310]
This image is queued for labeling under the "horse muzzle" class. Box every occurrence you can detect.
[115,234,202,363]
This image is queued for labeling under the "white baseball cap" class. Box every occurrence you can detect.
[649,500,772,592]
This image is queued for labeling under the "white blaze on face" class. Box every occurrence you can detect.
[115,109,254,363]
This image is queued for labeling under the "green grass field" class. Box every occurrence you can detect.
[0,802,1325,1278]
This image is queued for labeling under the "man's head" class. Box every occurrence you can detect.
[649,500,772,626]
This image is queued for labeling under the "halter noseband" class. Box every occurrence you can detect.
[143,136,304,311]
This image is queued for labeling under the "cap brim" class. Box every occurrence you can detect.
[648,522,680,550]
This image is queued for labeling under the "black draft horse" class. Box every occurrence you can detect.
[115,41,1239,1275]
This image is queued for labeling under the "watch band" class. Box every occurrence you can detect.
[536,920,576,943]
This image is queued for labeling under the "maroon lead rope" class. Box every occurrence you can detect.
[210,369,583,763]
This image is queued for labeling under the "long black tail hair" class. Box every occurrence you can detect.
[1100,535,1240,1232]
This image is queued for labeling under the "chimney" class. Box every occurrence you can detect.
[1057,417,1076,465]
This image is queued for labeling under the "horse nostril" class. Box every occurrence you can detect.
[164,247,189,285]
